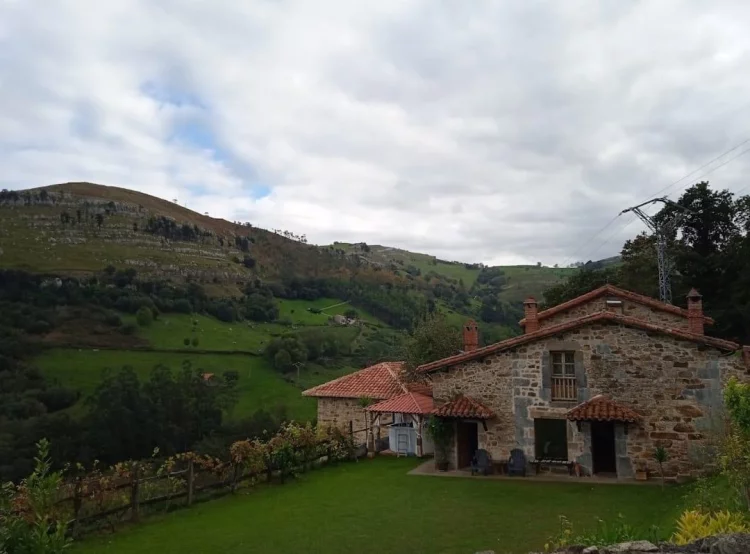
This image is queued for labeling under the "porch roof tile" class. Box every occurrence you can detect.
[366,392,434,415]
[433,396,494,419]
[566,395,641,423]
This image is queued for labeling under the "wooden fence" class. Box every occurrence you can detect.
[57,430,369,537]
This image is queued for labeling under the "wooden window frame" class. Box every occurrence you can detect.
[550,351,577,401]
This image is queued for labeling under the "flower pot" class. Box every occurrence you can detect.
[436,460,450,472]
[635,469,648,481]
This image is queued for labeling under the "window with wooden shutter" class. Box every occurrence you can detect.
[551,351,577,401]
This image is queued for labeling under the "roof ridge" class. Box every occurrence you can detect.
[386,364,420,411]
[520,284,715,326]
[418,310,740,374]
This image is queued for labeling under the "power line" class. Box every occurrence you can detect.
[565,135,750,267]
[644,137,750,202]
[562,213,621,267]
[584,213,638,263]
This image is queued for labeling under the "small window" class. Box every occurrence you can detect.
[534,419,568,461]
[551,351,575,376]
[606,297,623,313]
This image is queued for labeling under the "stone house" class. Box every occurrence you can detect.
[417,285,750,481]
[302,362,434,453]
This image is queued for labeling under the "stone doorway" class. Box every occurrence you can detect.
[591,421,617,475]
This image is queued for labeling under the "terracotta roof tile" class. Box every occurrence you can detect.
[418,311,741,374]
[433,396,494,419]
[302,362,405,399]
[567,395,641,423]
[366,392,434,415]
[519,285,715,327]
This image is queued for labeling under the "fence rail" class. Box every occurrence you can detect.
[58,440,350,536]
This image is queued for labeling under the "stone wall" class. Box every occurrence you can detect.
[429,320,748,479]
[539,297,691,331]
[316,397,393,445]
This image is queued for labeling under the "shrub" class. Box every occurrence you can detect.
[183,337,190,346]
[545,514,661,551]
[672,510,749,545]
[223,370,239,387]
[120,322,137,335]
[103,312,123,327]
[135,306,153,327]
[0,439,71,554]
[191,337,199,347]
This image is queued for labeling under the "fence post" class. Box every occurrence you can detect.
[231,463,240,494]
[186,459,195,506]
[72,476,83,537]
[130,464,141,523]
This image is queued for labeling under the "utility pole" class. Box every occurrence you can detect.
[620,197,691,304]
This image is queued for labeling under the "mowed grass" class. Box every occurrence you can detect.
[35,349,316,421]
[123,313,287,353]
[74,457,686,554]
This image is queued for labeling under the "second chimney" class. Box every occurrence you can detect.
[687,288,704,335]
[524,297,539,334]
[463,319,479,351]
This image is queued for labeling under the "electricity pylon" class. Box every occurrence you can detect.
[620,197,691,304]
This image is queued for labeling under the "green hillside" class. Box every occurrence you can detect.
[37,349,317,421]
[331,241,573,303]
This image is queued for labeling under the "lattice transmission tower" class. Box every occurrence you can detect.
[620,197,691,304]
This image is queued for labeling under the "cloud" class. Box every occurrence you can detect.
[2,0,750,265]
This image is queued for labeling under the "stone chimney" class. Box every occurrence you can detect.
[524,297,539,334]
[687,288,704,335]
[463,319,479,351]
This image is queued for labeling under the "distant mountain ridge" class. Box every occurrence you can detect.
[0,182,573,306]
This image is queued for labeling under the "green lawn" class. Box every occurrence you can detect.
[36,349,316,421]
[277,297,384,325]
[123,313,286,352]
[74,457,686,554]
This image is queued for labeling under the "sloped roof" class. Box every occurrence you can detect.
[366,392,434,415]
[418,311,741,374]
[302,362,405,399]
[519,284,715,327]
[567,395,641,423]
[433,396,494,419]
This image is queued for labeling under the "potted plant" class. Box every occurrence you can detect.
[425,416,453,471]
[635,460,648,481]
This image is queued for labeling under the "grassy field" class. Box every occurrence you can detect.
[36,349,316,421]
[277,298,383,325]
[74,457,686,554]
[123,313,287,352]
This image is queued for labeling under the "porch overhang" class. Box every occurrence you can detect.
[566,395,641,423]
[433,395,494,420]
[365,392,433,415]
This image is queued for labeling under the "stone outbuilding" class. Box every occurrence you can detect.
[418,285,750,481]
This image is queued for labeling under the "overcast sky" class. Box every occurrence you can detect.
[2,1,750,265]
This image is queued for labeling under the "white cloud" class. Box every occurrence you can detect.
[2,0,750,265]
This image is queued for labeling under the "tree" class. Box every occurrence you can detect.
[273,349,293,372]
[136,306,153,327]
[403,313,462,380]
